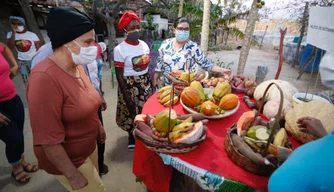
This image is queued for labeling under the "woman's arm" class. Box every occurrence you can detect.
[211,66,232,76]
[115,67,134,109]
[43,144,88,190]
[7,27,16,50]
[1,42,19,78]
[192,43,231,75]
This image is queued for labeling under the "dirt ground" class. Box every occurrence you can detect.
[0,47,328,192]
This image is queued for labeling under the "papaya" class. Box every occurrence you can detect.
[153,109,178,132]
[201,101,216,116]
[181,87,201,107]
[213,82,231,100]
[237,111,256,136]
[219,94,239,110]
[190,80,206,101]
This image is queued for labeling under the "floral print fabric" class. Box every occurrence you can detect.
[116,73,153,131]
[155,38,214,86]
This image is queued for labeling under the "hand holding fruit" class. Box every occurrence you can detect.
[297,116,327,139]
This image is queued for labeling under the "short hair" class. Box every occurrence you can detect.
[174,17,190,28]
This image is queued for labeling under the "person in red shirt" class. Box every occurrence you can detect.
[0,42,38,184]
[27,7,106,191]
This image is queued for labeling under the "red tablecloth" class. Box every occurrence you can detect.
[133,93,298,192]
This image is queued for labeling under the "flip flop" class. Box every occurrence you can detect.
[11,170,30,184]
[22,163,39,173]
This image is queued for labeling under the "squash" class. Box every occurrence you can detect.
[285,100,334,143]
[181,87,201,107]
[254,80,299,102]
[201,101,216,116]
[263,98,293,119]
[219,94,239,110]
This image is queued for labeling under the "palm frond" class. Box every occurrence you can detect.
[229,27,244,39]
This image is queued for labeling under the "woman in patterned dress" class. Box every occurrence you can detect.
[114,11,153,151]
[153,17,231,87]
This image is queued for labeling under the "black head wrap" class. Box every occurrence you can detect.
[47,7,95,49]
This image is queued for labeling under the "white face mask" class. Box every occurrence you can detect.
[66,40,97,66]
[319,52,334,90]
[16,26,24,32]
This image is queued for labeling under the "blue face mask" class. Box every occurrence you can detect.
[175,30,190,42]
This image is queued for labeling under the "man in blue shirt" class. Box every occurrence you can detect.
[269,52,334,192]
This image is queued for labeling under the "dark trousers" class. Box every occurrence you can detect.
[97,107,105,171]
[0,95,25,165]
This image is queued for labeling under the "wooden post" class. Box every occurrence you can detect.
[275,28,287,80]
[293,2,309,68]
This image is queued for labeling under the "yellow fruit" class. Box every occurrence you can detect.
[158,86,171,93]
[163,96,179,107]
[159,95,171,104]
[213,82,231,100]
[179,71,190,82]
[201,101,216,116]
[190,80,206,101]
[181,87,201,107]
[273,128,288,147]
[153,109,178,132]
[159,89,172,100]
[219,94,239,110]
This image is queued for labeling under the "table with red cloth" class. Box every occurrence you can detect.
[133,93,298,192]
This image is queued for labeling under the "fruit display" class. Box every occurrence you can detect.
[180,87,201,107]
[180,82,239,118]
[201,75,231,88]
[229,110,293,169]
[213,82,232,100]
[230,75,257,98]
[158,86,179,106]
[219,94,239,110]
[134,110,208,145]
[285,100,334,143]
[169,70,208,83]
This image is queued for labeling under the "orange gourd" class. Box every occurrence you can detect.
[201,101,216,116]
[181,87,201,107]
[219,94,239,110]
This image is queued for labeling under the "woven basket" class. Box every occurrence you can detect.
[225,82,285,176]
[225,125,275,176]
[168,74,190,94]
[134,129,206,153]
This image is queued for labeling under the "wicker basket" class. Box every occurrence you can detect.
[225,125,276,176]
[134,128,206,153]
[225,82,285,176]
[168,74,190,94]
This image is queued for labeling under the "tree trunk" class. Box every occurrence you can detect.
[237,0,258,75]
[200,0,210,56]
[108,18,116,54]
[178,0,184,17]
[293,2,309,68]
[18,0,45,44]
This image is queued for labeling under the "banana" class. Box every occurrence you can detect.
[273,128,288,147]
[163,96,179,107]
[159,95,171,104]
[172,122,194,132]
[158,86,171,94]
[159,89,172,100]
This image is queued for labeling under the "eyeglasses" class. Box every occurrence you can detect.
[176,27,190,31]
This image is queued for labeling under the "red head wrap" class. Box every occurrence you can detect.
[118,11,140,31]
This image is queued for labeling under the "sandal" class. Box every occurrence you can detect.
[11,170,30,184]
[22,163,39,173]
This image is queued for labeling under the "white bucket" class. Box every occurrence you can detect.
[292,93,330,106]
